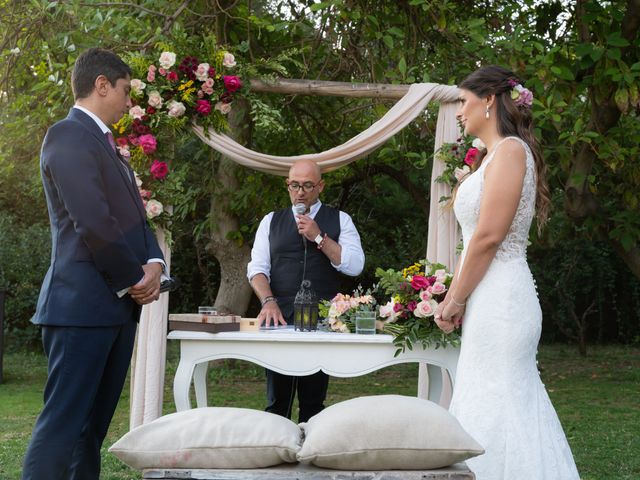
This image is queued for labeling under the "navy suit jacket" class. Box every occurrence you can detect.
[33,108,163,327]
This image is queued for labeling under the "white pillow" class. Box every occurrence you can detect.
[109,407,302,470]
[297,395,484,470]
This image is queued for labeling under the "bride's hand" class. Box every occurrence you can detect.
[437,301,465,333]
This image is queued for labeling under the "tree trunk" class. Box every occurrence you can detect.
[208,98,254,316]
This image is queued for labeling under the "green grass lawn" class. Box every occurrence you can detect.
[1,344,638,479]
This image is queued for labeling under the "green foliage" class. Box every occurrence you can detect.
[1,0,640,349]
[0,213,50,348]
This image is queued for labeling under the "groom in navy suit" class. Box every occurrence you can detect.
[22,48,165,480]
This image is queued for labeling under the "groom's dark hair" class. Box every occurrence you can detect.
[71,48,131,100]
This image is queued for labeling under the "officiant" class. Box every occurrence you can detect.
[246,159,365,422]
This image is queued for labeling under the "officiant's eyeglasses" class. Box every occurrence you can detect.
[287,181,318,193]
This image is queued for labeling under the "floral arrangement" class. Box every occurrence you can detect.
[375,260,459,354]
[319,261,459,355]
[111,45,243,225]
[435,136,485,194]
[319,288,376,333]
[509,79,534,107]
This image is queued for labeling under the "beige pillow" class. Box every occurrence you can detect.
[297,395,483,470]
[109,407,302,470]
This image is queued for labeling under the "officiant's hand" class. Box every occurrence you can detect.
[296,214,321,241]
[258,301,287,327]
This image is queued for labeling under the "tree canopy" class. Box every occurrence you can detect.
[1,0,638,350]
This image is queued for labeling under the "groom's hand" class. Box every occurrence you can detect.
[130,263,162,305]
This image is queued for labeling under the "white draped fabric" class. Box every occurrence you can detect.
[192,83,460,176]
[130,82,461,427]
[129,227,171,429]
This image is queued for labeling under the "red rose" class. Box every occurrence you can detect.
[196,99,211,115]
[149,160,168,180]
[166,71,178,82]
[146,106,156,114]
[223,75,242,93]
[410,275,429,291]
[464,147,479,166]
[137,134,157,154]
[115,137,128,147]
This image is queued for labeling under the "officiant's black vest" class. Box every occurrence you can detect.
[269,205,341,323]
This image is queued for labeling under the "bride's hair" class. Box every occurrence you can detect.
[459,65,550,232]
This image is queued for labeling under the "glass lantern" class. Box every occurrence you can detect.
[293,280,319,331]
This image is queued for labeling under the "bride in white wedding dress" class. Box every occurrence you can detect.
[434,66,580,480]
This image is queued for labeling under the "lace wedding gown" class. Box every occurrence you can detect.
[449,136,580,479]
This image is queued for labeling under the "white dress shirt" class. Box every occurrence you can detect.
[73,105,167,295]
[247,200,365,282]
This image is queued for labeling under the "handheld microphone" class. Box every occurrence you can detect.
[293,203,308,282]
[293,203,307,245]
[293,203,306,217]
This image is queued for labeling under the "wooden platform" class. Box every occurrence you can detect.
[143,462,474,479]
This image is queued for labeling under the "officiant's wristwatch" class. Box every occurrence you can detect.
[313,233,324,246]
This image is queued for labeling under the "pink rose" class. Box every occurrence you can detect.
[464,147,479,166]
[139,189,152,199]
[215,101,232,114]
[137,134,157,154]
[419,290,432,302]
[147,65,157,82]
[379,300,400,323]
[117,146,130,160]
[145,199,163,219]
[222,52,236,68]
[204,78,214,88]
[159,68,166,76]
[167,100,186,118]
[430,282,447,295]
[129,105,145,120]
[410,275,429,291]
[414,300,438,318]
[149,160,168,179]
[130,78,146,95]
[195,63,210,81]
[223,75,242,93]
[196,99,211,115]
[158,51,176,69]
[147,90,163,108]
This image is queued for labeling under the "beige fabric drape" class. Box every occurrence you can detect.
[418,101,462,407]
[130,82,461,428]
[192,83,460,176]
[130,227,171,429]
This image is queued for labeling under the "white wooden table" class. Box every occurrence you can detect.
[168,327,459,411]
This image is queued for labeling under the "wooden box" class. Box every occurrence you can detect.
[168,313,240,333]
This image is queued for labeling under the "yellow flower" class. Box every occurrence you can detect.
[177,80,194,91]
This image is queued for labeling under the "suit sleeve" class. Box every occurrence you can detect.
[144,222,165,262]
[43,125,145,291]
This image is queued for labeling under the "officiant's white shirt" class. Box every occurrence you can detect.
[247,200,365,282]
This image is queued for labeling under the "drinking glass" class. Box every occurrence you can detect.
[355,311,376,335]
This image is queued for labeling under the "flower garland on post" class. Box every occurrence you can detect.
[112,45,244,227]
